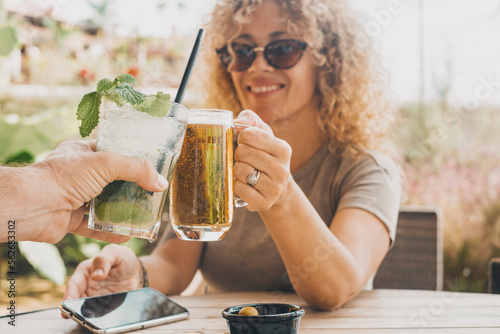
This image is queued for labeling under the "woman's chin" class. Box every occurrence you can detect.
[252,107,285,124]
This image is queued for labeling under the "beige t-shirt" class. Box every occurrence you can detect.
[165,143,402,293]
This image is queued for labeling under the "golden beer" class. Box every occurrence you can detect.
[169,109,235,241]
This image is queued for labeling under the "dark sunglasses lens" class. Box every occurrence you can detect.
[266,40,305,69]
[231,43,255,71]
[216,46,233,68]
[217,43,255,71]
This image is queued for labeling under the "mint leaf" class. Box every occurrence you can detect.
[134,91,171,117]
[103,91,125,106]
[97,180,152,203]
[114,73,136,85]
[97,78,115,93]
[0,26,18,56]
[77,91,101,137]
[75,73,169,136]
[114,84,146,105]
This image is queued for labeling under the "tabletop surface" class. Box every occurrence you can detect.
[2,289,500,333]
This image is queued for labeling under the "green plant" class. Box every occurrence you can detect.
[0,25,17,57]
[0,107,78,164]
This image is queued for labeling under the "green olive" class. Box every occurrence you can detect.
[238,306,259,316]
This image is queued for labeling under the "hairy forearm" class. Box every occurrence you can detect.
[261,181,365,310]
[0,165,55,242]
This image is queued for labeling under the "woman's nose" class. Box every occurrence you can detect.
[247,49,274,73]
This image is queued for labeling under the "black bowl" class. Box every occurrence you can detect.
[222,303,305,334]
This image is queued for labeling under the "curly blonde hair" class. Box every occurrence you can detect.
[198,0,395,157]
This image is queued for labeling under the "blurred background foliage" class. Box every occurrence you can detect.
[0,0,500,314]
[393,102,500,292]
[0,0,195,312]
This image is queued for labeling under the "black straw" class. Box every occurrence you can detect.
[174,29,206,104]
[155,29,206,177]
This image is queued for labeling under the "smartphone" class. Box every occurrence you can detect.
[60,288,189,334]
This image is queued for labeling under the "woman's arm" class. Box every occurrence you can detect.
[261,185,390,310]
[233,111,396,311]
[142,236,204,295]
[64,239,203,301]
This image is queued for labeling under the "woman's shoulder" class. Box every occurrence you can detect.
[364,150,400,174]
[295,143,400,185]
[326,148,401,181]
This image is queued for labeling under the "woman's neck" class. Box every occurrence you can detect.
[271,110,324,174]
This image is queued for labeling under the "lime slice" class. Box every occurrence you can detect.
[96,200,154,225]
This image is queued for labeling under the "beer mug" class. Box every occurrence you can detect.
[169,109,247,241]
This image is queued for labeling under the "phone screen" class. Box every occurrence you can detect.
[61,288,189,333]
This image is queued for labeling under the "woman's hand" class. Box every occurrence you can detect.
[64,244,142,302]
[233,110,292,212]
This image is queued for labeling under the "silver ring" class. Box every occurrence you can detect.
[246,168,261,187]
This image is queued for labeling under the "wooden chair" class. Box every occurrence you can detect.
[373,205,443,290]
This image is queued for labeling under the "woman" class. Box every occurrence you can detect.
[64,0,401,311]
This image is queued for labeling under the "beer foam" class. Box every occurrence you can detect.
[188,110,233,126]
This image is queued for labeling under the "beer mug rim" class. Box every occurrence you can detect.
[190,108,232,113]
[188,109,233,126]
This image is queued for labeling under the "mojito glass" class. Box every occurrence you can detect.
[88,97,189,242]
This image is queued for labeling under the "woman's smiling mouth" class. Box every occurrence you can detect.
[247,84,285,93]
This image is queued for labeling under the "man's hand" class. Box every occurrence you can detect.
[0,140,169,243]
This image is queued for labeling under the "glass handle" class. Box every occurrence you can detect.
[233,122,250,132]
[233,121,249,208]
[234,196,248,208]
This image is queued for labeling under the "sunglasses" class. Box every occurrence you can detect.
[216,39,307,72]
